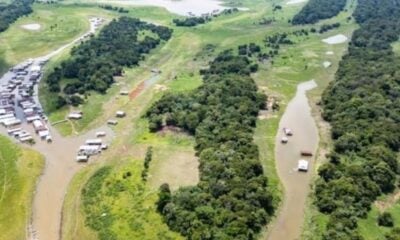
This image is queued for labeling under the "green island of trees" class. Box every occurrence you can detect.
[0,0,33,32]
[45,16,172,109]
[146,50,274,239]
[312,0,400,239]
[292,0,347,24]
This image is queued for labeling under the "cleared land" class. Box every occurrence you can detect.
[0,136,44,240]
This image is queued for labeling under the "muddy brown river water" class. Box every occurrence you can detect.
[268,80,319,240]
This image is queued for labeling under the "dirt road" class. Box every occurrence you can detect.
[268,80,319,240]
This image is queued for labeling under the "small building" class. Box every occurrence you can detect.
[79,145,101,156]
[38,130,50,139]
[107,119,118,125]
[300,150,313,157]
[116,111,126,118]
[120,90,129,96]
[85,139,102,146]
[68,113,82,120]
[26,115,40,123]
[96,131,106,137]
[7,128,21,135]
[298,160,309,172]
[20,136,33,143]
[4,118,22,127]
[32,120,47,133]
[76,155,89,163]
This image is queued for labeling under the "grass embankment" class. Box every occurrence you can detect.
[0,3,95,75]
[0,136,44,240]
[57,0,356,239]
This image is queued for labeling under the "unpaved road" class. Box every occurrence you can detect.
[268,80,319,240]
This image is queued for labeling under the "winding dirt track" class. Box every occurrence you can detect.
[268,80,319,240]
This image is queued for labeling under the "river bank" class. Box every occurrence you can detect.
[267,80,319,240]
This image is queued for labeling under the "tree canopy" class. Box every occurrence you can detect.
[146,50,273,239]
[0,0,33,32]
[292,0,346,25]
[316,0,400,238]
[45,17,172,109]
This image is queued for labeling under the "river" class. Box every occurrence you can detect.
[268,80,319,240]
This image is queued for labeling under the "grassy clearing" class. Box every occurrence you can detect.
[0,136,44,240]
[0,3,92,74]
[64,159,183,240]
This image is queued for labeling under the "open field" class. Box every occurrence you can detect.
[0,136,44,240]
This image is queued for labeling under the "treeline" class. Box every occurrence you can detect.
[45,17,172,109]
[146,50,274,239]
[0,0,33,32]
[317,0,400,239]
[173,8,239,27]
[99,4,129,13]
[292,0,346,24]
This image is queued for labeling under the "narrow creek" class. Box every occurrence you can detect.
[268,80,319,240]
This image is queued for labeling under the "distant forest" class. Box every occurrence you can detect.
[309,0,400,239]
[292,0,346,24]
[0,0,33,32]
[45,17,172,109]
[146,50,274,239]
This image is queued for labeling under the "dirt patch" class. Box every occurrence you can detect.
[154,84,168,92]
[129,82,145,100]
[375,190,400,212]
[149,148,199,191]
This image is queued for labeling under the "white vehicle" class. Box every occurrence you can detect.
[298,160,309,172]
[281,137,288,144]
[76,155,89,163]
[283,127,293,136]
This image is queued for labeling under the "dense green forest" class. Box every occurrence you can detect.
[146,51,273,239]
[292,0,346,24]
[45,17,172,109]
[314,0,400,239]
[0,0,33,32]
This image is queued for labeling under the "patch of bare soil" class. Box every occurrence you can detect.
[148,149,199,191]
[375,190,400,212]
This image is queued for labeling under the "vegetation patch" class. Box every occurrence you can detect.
[292,0,347,24]
[45,16,172,111]
[146,50,274,239]
[0,136,44,240]
[81,162,183,240]
[311,0,400,239]
[0,0,33,32]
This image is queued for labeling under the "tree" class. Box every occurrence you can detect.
[378,212,394,227]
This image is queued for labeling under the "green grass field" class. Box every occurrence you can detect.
[0,136,44,240]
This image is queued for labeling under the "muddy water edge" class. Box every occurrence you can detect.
[267,80,319,240]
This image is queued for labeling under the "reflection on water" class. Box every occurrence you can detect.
[268,80,319,240]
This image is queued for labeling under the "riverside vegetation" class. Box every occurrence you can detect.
[146,50,273,239]
[45,16,172,111]
[292,0,400,239]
